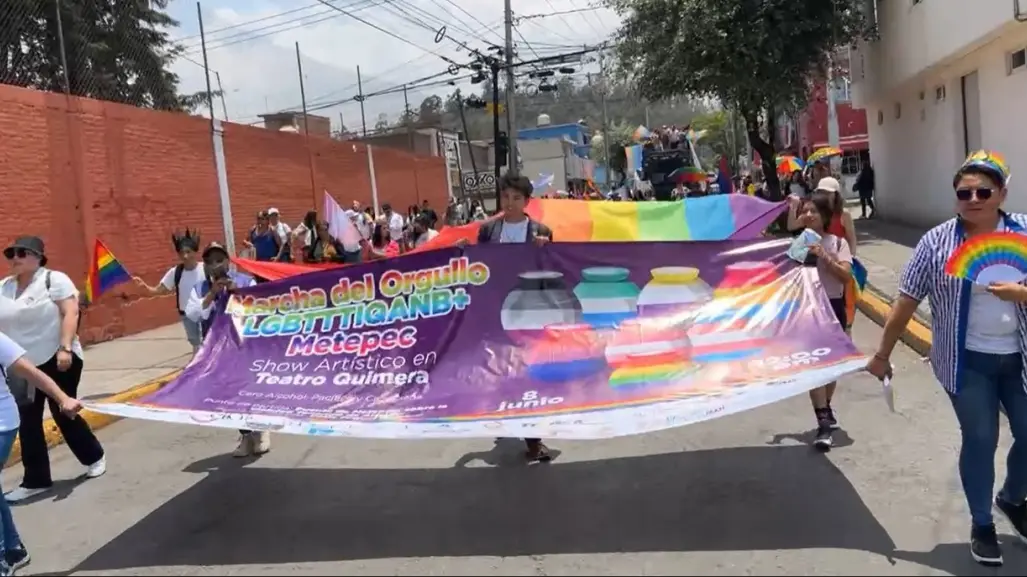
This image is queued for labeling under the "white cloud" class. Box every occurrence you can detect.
[167,0,620,132]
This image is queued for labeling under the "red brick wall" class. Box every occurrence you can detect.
[0,84,449,344]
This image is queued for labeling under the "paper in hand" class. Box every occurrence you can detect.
[788,228,821,263]
[881,376,896,413]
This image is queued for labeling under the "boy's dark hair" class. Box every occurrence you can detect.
[498,171,533,198]
[806,191,836,228]
[953,165,1004,189]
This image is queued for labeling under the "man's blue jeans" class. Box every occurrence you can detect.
[950,351,1027,528]
[0,428,23,557]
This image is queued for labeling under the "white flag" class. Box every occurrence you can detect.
[324,192,363,251]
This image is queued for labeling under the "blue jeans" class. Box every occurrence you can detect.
[950,351,1027,528]
[0,428,23,554]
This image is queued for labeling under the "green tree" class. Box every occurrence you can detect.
[607,0,872,198]
[416,94,443,127]
[1,0,196,110]
[690,109,747,170]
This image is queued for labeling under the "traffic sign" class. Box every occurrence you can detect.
[462,172,496,192]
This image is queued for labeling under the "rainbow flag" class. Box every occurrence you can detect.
[524,195,787,242]
[85,239,131,304]
[670,166,705,184]
[844,258,868,326]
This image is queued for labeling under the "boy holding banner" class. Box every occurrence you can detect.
[184,242,270,458]
[478,172,555,462]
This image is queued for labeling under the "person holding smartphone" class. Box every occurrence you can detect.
[184,242,268,458]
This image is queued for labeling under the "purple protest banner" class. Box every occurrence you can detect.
[89,240,867,439]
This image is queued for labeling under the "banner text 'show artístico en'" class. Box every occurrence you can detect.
[89,240,867,439]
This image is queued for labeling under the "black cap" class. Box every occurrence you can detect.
[6,236,47,266]
[202,241,229,260]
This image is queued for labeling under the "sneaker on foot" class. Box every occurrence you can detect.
[824,407,840,430]
[85,456,107,479]
[252,432,271,455]
[813,424,833,450]
[970,524,1003,566]
[3,487,48,504]
[232,434,253,458]
[5,547,30,573]
[996,496,1027,543]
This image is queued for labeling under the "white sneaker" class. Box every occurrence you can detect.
[253,432,271,455]
[4,487,48,503]
[232,434,253,458]
[85,456,107,479]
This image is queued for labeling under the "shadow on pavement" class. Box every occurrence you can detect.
[891,540,1027,576]
[853,217,927,250]
[73,445,899,572]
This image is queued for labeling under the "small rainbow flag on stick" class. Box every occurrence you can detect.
[84,239,131,304]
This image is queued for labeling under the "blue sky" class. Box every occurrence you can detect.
[164,0,620,132]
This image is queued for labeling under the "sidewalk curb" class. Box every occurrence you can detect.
[4,370,181,469]
[856,290,932,357]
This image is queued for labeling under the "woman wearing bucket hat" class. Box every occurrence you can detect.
[867,151,1027,567]
[0,236,106,504]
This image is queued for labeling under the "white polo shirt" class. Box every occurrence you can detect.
[0,268,84,365]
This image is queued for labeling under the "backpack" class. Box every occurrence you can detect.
[172,264,186,315]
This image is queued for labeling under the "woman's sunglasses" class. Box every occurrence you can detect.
[3,247,36,260]
[956,187,993,201]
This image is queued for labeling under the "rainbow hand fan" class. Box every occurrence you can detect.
[944,232,1027,284]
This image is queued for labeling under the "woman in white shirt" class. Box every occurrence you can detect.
[0,237,106,503]
[0,329,82,575]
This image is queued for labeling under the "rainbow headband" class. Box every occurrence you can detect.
[959,150,1010,185]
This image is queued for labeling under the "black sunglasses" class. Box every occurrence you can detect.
[956,187,993,201]
[3,247,35,260]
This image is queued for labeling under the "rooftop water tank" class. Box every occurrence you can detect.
[537,113,551,127]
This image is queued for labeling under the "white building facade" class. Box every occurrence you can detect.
[850,0,1027,226]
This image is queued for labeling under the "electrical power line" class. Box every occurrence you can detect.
[516,6,602,21]
[173,3,325,43]
[181,0,377,56]
[311,0,462,67]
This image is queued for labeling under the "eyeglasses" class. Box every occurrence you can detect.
[3,247,34,260]
[955,187,993,201]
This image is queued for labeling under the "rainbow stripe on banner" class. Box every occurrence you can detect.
[85,239,131,303]
[525,195,786,242]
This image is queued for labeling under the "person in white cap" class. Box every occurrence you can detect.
[266,208,292,262]
[814,176,858,255]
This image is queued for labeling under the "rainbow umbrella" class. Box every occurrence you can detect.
[775,155,804,176]
[807,146,843,165]
[669,166,706,184]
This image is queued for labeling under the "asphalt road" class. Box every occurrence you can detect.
[5,317,1026,576]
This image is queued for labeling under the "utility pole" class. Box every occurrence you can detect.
[403,84,415,151]
[295,42,317,206]
[491,60,502,196]
[196,2,215,130]
[455,89,486,209]
[826,52,841,171]
[214,71,229,120]
[356,65,368,137]
[338,112,345,138]
[503,0,518,169]
[599,49,611,190]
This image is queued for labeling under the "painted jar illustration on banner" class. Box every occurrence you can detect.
[605,317,700,391]
[501,271,582,344]
[573,267,641,329]
[524,323,607,383]
[688,261,788,364]
[636,267,713,318]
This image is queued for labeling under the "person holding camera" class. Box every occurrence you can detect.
[184,242,270,458]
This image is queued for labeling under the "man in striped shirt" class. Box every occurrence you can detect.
[867,151,1027,567]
